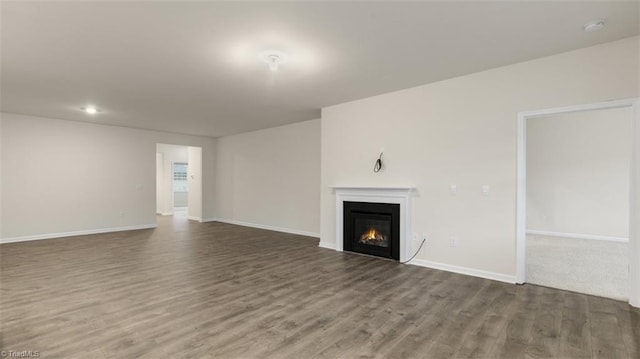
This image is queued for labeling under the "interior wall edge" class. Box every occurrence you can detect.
[0,224,158,244]
[526,229,628,243]
[215,218,321,238]
[409,259,517,284]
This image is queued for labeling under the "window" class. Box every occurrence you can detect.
[173,162,188,192]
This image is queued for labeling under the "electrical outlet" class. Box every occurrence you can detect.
[422,232,428,242]
[449,236,458,247]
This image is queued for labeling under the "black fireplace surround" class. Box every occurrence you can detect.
[343,201,400,260]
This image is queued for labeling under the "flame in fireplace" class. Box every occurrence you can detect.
[360,227,385,244]
[363,228,380,241]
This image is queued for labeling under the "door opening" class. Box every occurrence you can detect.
[155,144,203,223]
[172,161,189,219]
[516,98,640,307]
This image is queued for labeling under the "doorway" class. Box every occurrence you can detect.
[516,99,639,307]
[172,162,189,219]
[156,144,203,222]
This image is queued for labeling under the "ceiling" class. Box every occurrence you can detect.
[2,1,638,138]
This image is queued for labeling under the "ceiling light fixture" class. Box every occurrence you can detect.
[81,106,99,114]
[259,50,287,72]
[583,20,605,32]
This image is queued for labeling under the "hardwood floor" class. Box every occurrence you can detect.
[1,215,639,358]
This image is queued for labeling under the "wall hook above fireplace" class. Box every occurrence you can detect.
[373,152,383,173]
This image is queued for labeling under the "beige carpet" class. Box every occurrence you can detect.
[526,234,628,300]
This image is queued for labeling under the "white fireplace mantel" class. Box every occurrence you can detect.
[331,186,414,262]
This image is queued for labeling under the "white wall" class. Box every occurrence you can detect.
[0,113,216,241]
[156,152,164,213]
[320,36,639,278]
[0,114,3,237]
[215,119,320,236]
[156,143,189,214]
[632,75,640,307]
[632,6,640,306]
[527,107,632,239]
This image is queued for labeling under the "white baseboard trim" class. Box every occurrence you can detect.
[201,217,217,223]
[0,224,158,244]
[410,259,517,284]
[157,212,173,216]
[318,241,336,250]
[214,218,320,238]
[188,216,203,222]
[526,229,628,243]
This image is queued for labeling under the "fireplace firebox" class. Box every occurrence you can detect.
[343,201,400,260]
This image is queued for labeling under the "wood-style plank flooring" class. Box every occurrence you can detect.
[1,215,639,358]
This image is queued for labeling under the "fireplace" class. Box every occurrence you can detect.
[343,201,400,260]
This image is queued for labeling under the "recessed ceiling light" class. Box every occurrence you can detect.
[583,20,605,32]
[259,50,287,72]
[81,106,99,114]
